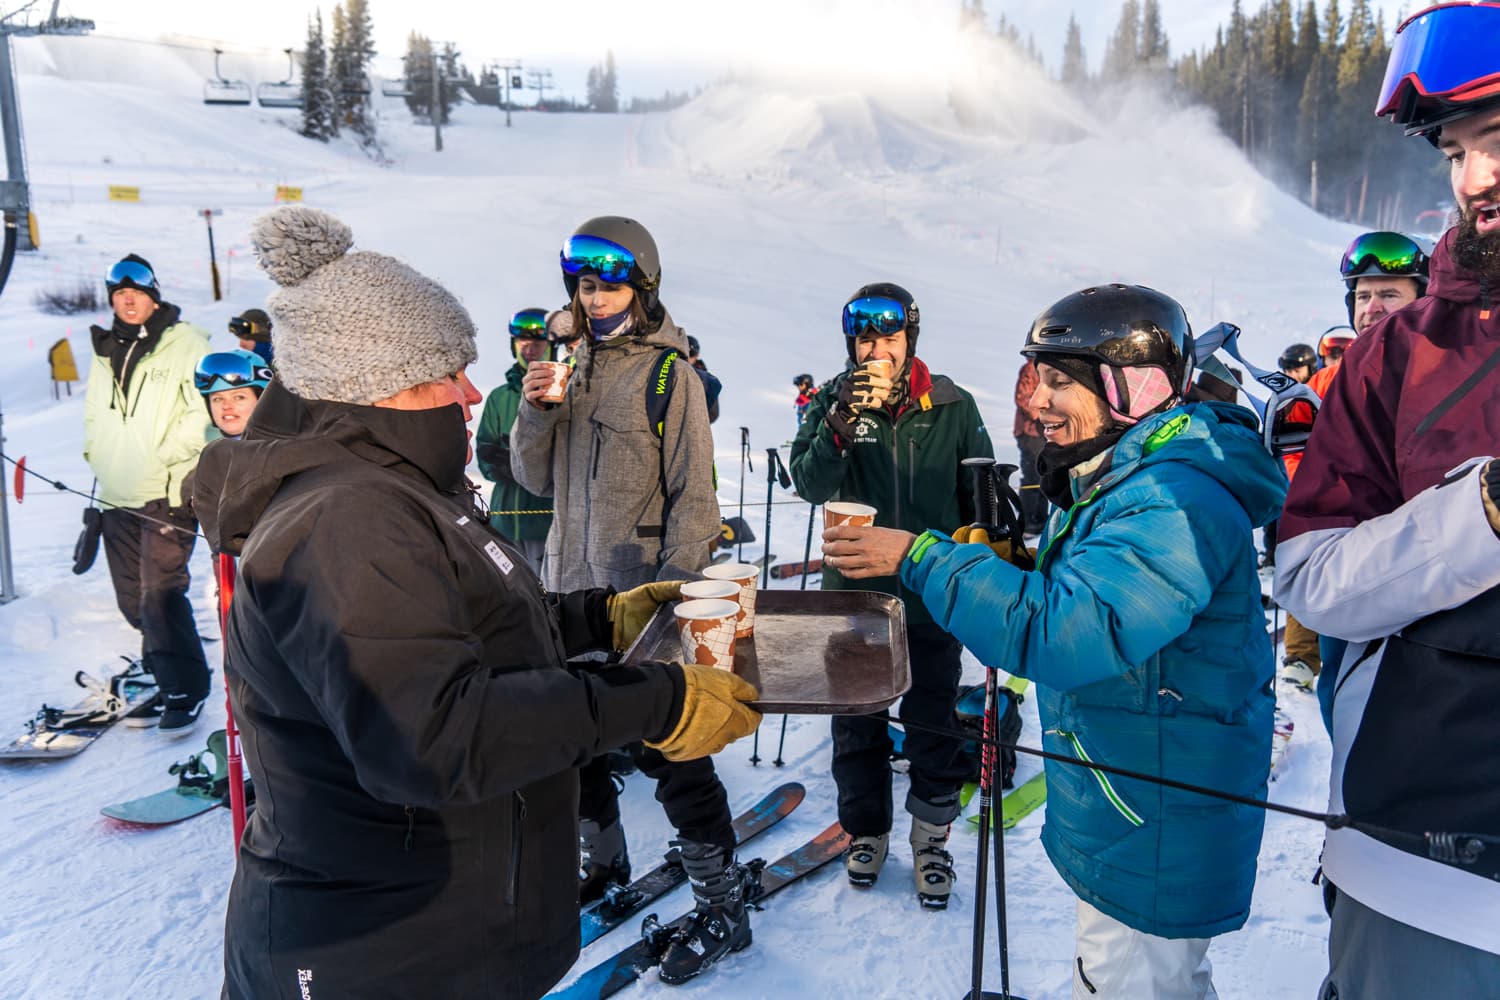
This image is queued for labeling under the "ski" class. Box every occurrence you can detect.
[101,728,253,826]
[0,660,156,761]
[551,821,851,999]
[769,558,822,580]
[966,770,1048,830]
[1269,707,1294,778]
[579,781,804,947]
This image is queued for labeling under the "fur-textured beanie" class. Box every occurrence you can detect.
[250,206,478,405]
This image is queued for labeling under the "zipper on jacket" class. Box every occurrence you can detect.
[402,805,416,851]
[1050,729,1144,827]
[505,792,527,905]
[591,424,603,480]
[1034,485,1103,570]
[907,438,918,505]
[111,338,141,418]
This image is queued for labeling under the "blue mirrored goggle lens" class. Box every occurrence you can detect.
[508,309,548,337]
[559,234,636,284]
[194,353,266,393]
[1339,232,1426,277]
[1377,4,1500,115]
[106,259,158,290]
[842,296,908,338]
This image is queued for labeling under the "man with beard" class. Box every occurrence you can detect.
[1274,5,1500,996]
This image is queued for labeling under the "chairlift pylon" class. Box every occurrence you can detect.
[257,48,303,109]
[204,48,252,107]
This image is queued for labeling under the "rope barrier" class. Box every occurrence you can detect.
[0,451,203,539]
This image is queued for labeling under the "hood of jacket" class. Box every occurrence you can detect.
[195,380,471,554]
[1069,400,1285,530]
[1427,226,1493,307]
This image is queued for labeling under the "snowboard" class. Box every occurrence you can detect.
[966,770,1048,830]
[0,662,156,760]
[769,558,822,580]
[551,821,852,999]
[579,781,804,947]
[101,728,252,826]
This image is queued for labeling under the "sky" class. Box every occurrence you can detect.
[11,0,1417,102]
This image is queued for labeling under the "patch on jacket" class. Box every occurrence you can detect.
[483,540,514,575]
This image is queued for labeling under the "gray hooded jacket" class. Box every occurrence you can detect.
[511,310,718,591]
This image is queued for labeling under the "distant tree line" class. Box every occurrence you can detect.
[299,0,379,152]
[401,33,464,124]
[960,0,1446,229]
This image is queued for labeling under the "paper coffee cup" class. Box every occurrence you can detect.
[701,562,759,638]
[864,358,894,380]
[824,501,877,529]
[533,360,572,403]
[673,598,740,669]
[682,579,742,604]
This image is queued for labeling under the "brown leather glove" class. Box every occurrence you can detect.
[950,526,1034,568]
[607,581,683,652]
[646,665,762,761]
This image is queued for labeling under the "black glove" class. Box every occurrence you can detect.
[825,368,892,442]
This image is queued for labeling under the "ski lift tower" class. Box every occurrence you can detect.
[0,2,94,255]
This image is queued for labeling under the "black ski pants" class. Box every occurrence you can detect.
[579,744,735,853]
[833,622,968,836]
[100,500,209,701]
[1016,434,1048,535]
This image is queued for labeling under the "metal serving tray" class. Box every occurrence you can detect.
[623,590,910,715]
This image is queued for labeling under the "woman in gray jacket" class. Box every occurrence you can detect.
[510,216,741,985]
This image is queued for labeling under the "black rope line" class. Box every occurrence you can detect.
[0,451,204,540]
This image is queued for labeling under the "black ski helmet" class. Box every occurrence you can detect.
[560,216,663,314]
[1278,343,1318,372]
[1021,284,1194,423]
[841,282,920,361]
[793,373,815,389]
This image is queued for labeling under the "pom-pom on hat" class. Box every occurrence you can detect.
[250,206,478,405]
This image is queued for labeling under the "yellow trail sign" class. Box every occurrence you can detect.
[50,339,78,382]
[275,186,303,203]
[107,185,141,202]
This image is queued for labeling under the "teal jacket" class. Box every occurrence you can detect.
[789,358,993,626]
[901,402,1285,938]
[475,364,552,542]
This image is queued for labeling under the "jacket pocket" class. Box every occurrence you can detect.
[1053,730,1145,828]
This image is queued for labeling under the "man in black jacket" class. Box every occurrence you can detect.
[195,206,760,1000]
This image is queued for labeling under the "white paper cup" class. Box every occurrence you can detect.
[682,579,742,604]
[701,562,759,638]
[532,360,572,403]
[863,358,894,381]
[824,501,877,529]
[673,598,740,669]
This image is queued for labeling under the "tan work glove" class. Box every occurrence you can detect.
[607,581,684,652]
[1483,460,1500,538]
[950,526,1033,567]
[646,664,762,761]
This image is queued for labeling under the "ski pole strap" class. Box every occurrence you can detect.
[1194,322,1322,457]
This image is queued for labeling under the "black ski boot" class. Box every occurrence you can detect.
[579,819,631,906]
[657,841,752,985]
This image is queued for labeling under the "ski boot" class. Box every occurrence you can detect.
[910,817,955,910]
[844,832,890,887]
[1279,659,1316,692]
[657,841,752,985]
[579,819,631,906]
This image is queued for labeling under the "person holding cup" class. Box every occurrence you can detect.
[510,216,746,986]
[789,281,993,910]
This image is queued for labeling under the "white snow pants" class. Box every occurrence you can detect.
[1072,899,1218,1000]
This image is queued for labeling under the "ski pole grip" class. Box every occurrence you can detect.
[962,457,998,532]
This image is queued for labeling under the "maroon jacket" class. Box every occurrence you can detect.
[1274,228,1500,951]
[1013,360,1042,439]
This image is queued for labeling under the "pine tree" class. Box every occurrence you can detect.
[300,9,335,141]
[1101,0,1141,82]
[336,0,377,147]
[600,50,619,113]
[1141,0,1169,68]
[402,31,434,119]
[328,3,347,136]
[1061,14,1087,87]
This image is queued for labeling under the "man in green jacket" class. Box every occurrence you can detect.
[84,255,213,736]
[790,281,992,910]
[475,308,554,572]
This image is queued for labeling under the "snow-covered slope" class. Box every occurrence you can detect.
[0,31,1347,999]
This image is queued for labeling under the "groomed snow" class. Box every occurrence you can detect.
[0,31,1350,998]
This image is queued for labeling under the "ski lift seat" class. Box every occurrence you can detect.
[257,83,303,109]
[204,81,252,106]
[381,79,413,98]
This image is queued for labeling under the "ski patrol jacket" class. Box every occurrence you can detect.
[1275,229,1500,955]
[83,304,211,509]
[510,309,719,592]
[476,362,553,543]
[901,402,1285,938]
[789,358,993,627]
[193,382,685,1000]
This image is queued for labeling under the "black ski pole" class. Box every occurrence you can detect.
[800,501,817,592]
[737,427,751,562]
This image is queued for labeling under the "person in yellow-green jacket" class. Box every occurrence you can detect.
[475,308,554,573]
[83,255,213,736]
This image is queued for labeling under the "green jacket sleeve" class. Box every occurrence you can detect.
[789,379,852,505]
[474,388,516,486]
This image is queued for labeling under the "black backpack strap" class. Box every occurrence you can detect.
[646,348,681,439]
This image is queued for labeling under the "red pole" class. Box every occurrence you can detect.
[215,552,248,848]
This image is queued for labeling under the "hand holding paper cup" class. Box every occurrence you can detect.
[824,501,877,529]
[701,562,759,638]
[531,360,572,404]
[673,598,740,669]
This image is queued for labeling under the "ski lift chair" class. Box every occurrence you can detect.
[204,48,252,106]
[380,78,413,98]
[257,48,304,109]
[339,76,372,97]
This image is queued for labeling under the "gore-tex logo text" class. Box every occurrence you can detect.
[297,968,313,999]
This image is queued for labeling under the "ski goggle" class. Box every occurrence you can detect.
[105,259,158,292]
[228,316,266,338]
[194,353,271,395]
[1318,327,1357,357]
[559,234,638,285]
[842,296,909,338]
[1376,3,1500,121]
[508,308,548,338]
[1340,232,1429,280]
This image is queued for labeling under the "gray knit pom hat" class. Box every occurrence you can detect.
[250,206,478,405]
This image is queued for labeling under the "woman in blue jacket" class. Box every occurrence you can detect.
[824,285,1285,1000]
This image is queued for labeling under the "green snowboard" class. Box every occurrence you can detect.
[102,729,249,826]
